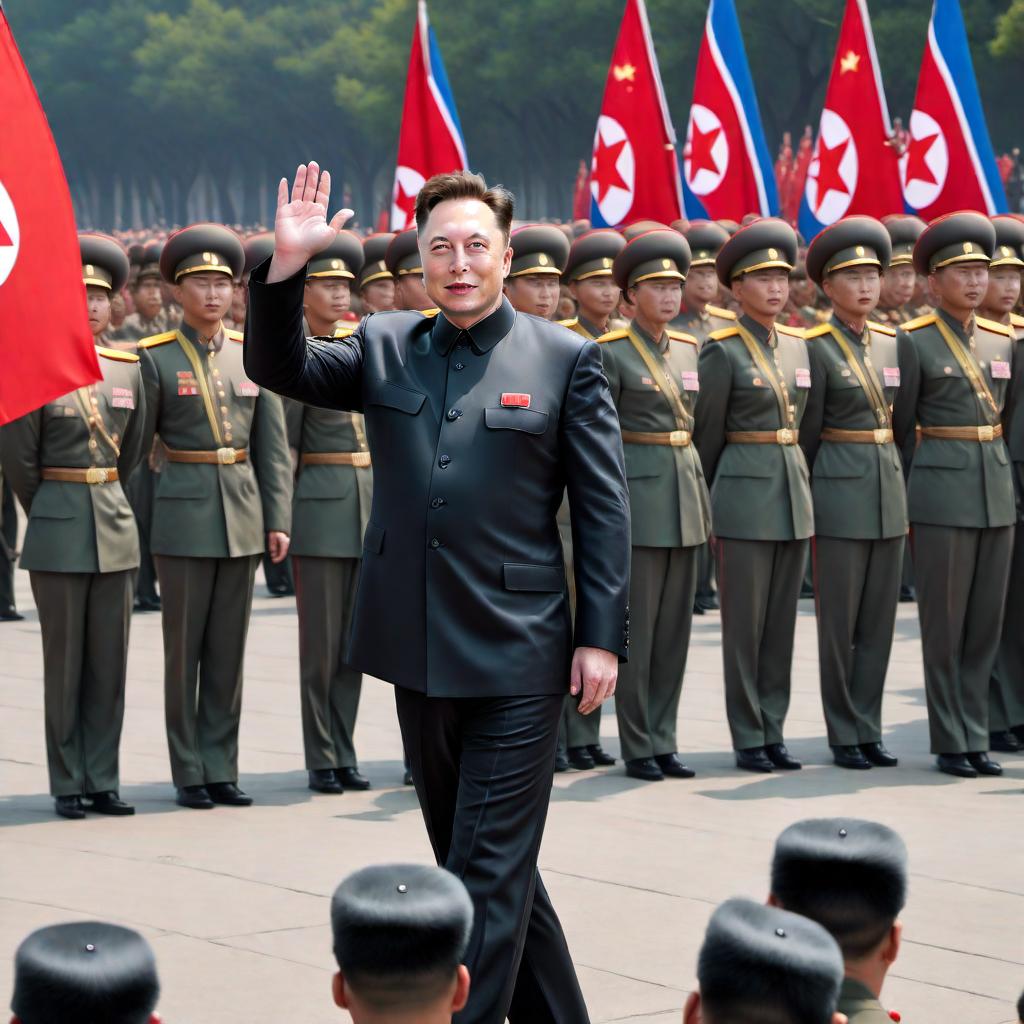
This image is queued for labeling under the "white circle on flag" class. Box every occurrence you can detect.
[899,109,948,211]
[0,181,20,287]
[590,115,635,226]
[683,104,729,196]
[804,108,858,224]
[391,166,425,231]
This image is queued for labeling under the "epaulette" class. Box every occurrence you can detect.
[558,316,579,329]
[225,328,244,343]
[96,346,140,363]
[976,316,1014,338]
[867,320,897,337]
[418,307,441,318]
[333,326,355,338]
[776,323,805,339]
[1010,312,1024,334]
[667,329,698,346]
[596,329,629,344]
[706,304,737,320]
[902,313,937,332]
[708,326,740,342]
[138,331,177,349]
[804,322,834,340]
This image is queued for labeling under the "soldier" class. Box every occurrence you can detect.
[600,229,711,781]
[287,231,374,793]
[983,215,1024,753]
[801,218,908,770]
[358,233,397,313]
[139,224,292,808]
[386,227,435,312]
[770,818,907,1024]
[694,219,813,773]
[108,242,173,343]
[1,234,146,818]
[892,212,1015,778]
[503,224,569,320]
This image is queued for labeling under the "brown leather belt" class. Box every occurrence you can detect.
[726,429,798,446]
[165,447,249,464]
[919,425,1002,442]
[821,427,894,445]
[40,467,119,485]
[621,429,691,447]
[300,451,372,467]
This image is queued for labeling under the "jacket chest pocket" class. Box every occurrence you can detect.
[484,407,549,434]
[364,379,426,415]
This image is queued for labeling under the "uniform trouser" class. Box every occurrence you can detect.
[292,555,362,770]
[695,540,717,602]
[125,463,158,602]
[396,688,588,1024]
[30,569,135,796]
[813,536,904,746]
[615,545,699,761]
[717,537,808,750]
[991,519,1024,731]
[154,554,258,787]
[0,479,17,610]
[912,524,1013,754]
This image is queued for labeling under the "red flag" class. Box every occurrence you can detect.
[799,0,903,238]
[589,0,683,228]
[0,8,98,425]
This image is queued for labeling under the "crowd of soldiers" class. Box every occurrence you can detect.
[1,202,1023,820]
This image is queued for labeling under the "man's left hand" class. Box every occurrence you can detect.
[267,531,290,563]
[570,646,617,715]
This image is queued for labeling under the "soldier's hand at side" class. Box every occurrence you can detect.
[571,646,617,715]
[267,162,353,284]
[267,531,290,563]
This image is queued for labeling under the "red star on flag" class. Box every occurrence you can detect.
[813,136,850,214]
[904,131,939,187]
[393,180,418,229]
[0,219,11,247]
[686,121,721,178]
[592,136,629,203]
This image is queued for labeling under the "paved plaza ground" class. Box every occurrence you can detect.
[1,568,1022,1023]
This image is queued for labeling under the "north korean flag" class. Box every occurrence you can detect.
[901,0,1007,218]
[390,0,468,231]
[681,0,777,222]
[0,8,98,425]
[799,0,904,239]
[589,0,683,228]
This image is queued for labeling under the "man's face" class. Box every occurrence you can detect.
[304,277,351,324]
[361,278,395,313]
[732,268,789,320]
[395,273,431,312]
[930,262,989,313]
[570,276,620,322]
[420,197,512,325]
[630,278,683,327]
[504,273,560,318]
[983,267,1022,316]
[684,264,719,306]
[86,285,111,337]
[823,266,881,320]
[133,277,163,319]
[173,271,234,326]
[880,264,916,307]
[788,274,816,306]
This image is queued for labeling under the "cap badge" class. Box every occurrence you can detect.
[855,246,865,257]
[768,248,778,260]
[1002,246,1011,257]
[331,259,341,269]
[538,254,549,266]
[85,264,94,276]
[602,257,611,268]
[963,242,973,254]
[662,259,671,270]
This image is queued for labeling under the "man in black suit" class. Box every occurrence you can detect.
[245,162,630,1024]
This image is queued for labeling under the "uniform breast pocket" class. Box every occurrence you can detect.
[364,379,426,416]
[484,407,549,435]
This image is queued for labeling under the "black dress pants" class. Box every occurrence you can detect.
[395,687,590,1024]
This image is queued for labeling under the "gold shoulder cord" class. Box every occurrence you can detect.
[625,328,692,431]
[735,323,792,428]
[932,317,1000,423]
[174,331,224,444]
[72,386,121,458]
[828,326,891,428]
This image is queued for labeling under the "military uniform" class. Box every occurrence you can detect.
[139,225,292,804]
[801,218,908,769]
[694,220,814,771]
[600,229,710,779]
[893,212,1015,777]
[0,235,146,816]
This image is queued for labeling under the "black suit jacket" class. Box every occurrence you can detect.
[245,262,630,696]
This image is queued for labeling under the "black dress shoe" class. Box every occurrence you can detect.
[692,602,705,615]
[695,593,719,612]
[567,746,596,770]
[735,747,774,773]
[765,743,802,770]
[586,744,617,766]
[1012,724,1024,745]
[625,757,664,781]
[799,583,815,600]
[860,741,898,767]
[134,595,161,613]
[553,753,570,773]
[832,745,872,770]
[267,582,294,598]
[86,791,135,815]
[936,754,977,778]
[207,782,253,806]
[176,785,215,809]
[55,795,85,819]
[308,769,343,794]
[337,767,370,790]
[898,585,915,603]
[403,768,415,786]
[655,753,696,778]
[989,730,1021,753]
[0,605,24,621]
[966,752,1003,776]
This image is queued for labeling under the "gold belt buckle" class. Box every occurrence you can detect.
[978,425,994,442]
[86,467,109,484]
[216,447,237,465]
[874,428,890,445]
[776,428,795,445]
[352,451,371,468]
[669,430,689,446]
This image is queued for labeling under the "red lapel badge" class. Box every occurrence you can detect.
[501,393,531,408]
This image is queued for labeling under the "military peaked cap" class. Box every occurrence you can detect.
[79,233,130,293]
[990,214,1024,268]
[715,218,797,286]
[160,223,244,283]
[309,230,364,280]
[613,228,690,291]
[563,229,625,282]
[685,220,730,267]
[882,214,927,267]
[913,210,995,275]
[358,233,395,289]
[805,216,892,286]
[509,224,570,277]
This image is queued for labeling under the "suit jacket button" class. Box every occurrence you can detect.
[431,497,446,509]
[438,454,451,468]
[429,538,441,549]
[454,362,465,371]
[447,408,463,421]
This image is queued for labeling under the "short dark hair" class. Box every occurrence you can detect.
[415,171,514,242]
